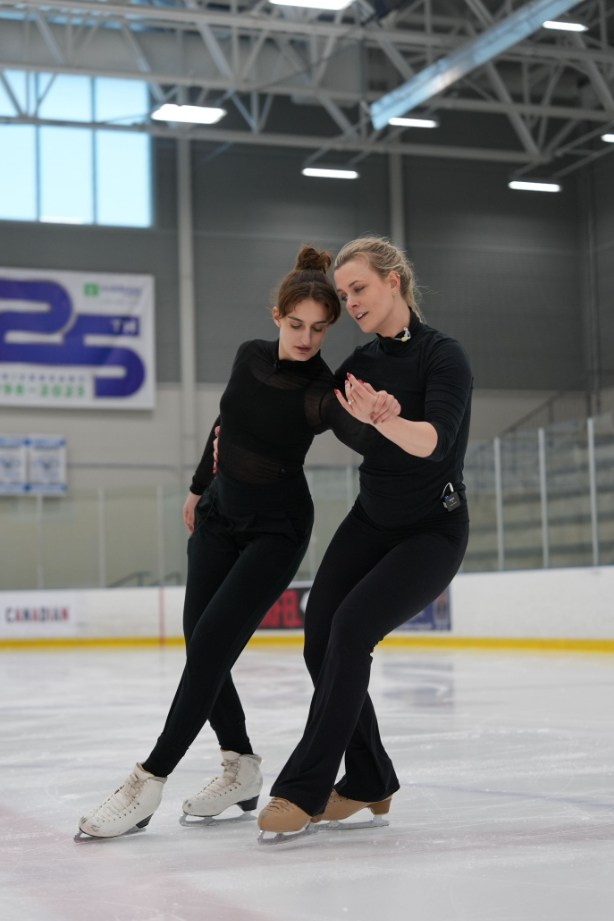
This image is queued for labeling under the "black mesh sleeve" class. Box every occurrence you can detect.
[189,415,221,495]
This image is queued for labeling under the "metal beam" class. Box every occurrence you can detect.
[177,135,198,483]
[32,10,65,65]
[0,112,539,163]
[3,55,610,125]
[3,0,612,67]
[370,0,583,128]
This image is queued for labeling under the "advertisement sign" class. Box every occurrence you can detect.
[396,589,451,631]
[28,435,67,494]
[0,591,84,639]
[259,583,451,631]
[260,581,311,629]
[0,268,155,410]
[0,435,28,493]
[0,435,66,494]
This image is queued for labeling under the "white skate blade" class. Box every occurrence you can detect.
[317,814,390,832]
[73,823,148,842]
[257,823,318,846]
[179,811,256,828]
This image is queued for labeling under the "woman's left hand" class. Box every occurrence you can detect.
[335,374,401,425]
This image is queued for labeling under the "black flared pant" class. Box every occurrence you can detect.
[271,500,469,816]
[143,476,313,778]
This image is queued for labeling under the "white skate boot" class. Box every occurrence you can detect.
[77,764,166,839]
[180,750,263,827]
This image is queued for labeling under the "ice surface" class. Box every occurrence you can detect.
[1,646,613,921]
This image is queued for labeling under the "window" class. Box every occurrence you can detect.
[0,72,151,227]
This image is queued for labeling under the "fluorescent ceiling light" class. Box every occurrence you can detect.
[302,167,358,179]
[601,134,614,143]
[542,20,587,31]
[269,0,352,8]
[389,116,438,128]
[509,180,561,192]
[151,104,226,124]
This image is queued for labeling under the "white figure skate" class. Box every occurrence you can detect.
[180,750,263,827]
[77,764,166,839]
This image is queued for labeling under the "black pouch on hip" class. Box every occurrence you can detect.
[441,482,461,512]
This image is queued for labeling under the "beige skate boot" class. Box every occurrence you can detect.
[311,790,392,830]
[257,797,316,845]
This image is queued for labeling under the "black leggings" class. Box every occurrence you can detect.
[271,499,469,816]
[142,481,312,778]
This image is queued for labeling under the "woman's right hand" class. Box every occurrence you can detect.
[213,426,220,474]
[183,491,200,534]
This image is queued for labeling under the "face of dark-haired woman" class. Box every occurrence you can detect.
[272,298,330,361]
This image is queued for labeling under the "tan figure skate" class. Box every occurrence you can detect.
[257,797,317,845]
[311,789,392,831]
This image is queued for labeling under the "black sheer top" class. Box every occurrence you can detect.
[190,339,381,494]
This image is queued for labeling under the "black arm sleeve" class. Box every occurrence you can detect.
[424,339,473,462]
[317,389,381,455]
[189,415,221,495]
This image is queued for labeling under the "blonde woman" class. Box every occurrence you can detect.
[259,237,473,841]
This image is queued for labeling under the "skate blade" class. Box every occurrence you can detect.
[317,814,390,832]
[257,823,318,847]
[73,824,147,842]
[179,811,256,828]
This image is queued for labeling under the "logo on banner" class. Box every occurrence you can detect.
[4,605,69,624]
[0,591,83,638]
[260,583,311,629]
[259,584,451,631]
[397,589,451,631]
[0,269,155,410]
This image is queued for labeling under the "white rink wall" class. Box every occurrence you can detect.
[1,567,613,645]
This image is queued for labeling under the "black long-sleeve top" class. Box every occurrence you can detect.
[190,339,382,496]
[336,309,473,528]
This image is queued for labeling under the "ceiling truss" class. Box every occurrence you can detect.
[0,0,612,177]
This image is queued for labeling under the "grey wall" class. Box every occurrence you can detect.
[192,142,389,379]
[402,157,582,390]
[0,137,588,392]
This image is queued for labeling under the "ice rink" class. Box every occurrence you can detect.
[1,645,613,921]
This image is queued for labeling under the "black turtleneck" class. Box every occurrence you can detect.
[190,339,382,494]
[336,310,473,527]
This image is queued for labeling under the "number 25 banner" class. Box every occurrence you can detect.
[0,268,155,410]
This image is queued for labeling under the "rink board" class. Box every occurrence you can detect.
[1,567,613,651]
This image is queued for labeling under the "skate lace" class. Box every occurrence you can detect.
[96,772,147,820]
[200,758,240,798]
[263,797,294,815]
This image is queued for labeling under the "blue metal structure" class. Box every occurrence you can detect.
[370,0,583,130]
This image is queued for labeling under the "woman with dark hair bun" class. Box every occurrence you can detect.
[77,245,403,839]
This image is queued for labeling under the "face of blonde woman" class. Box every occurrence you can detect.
[272,298,330,361]
[334,257,401,337]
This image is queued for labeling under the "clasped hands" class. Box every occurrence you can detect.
[335,373,400,426]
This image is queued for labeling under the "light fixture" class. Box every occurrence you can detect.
[389,116,438,128]
[601,134,614,143]
[542,20,588,31]
[302,167,359,179]
[270,0,352,8]
[508,180,561,193]
[151,104,226,125]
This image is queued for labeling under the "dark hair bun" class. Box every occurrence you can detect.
[295,245,332,274]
